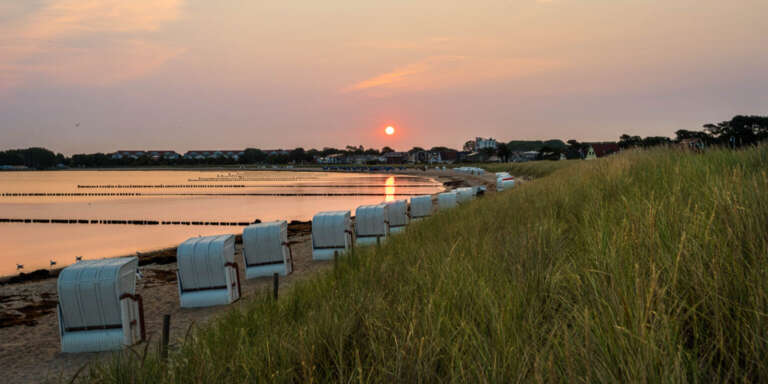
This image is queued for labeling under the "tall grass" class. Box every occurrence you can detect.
[86,146,768,382]
[481,160,578,178]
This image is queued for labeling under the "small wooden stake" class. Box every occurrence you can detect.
[273,273,279,300]
[161,314,171,359]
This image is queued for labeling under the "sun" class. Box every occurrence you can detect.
[385,126,395,135]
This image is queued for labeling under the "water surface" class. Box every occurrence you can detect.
[0,170,443,276]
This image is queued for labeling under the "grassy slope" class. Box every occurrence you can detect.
[89,147,768,382]
[481,160,578,178]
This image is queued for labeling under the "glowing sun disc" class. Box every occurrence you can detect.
[385,126,395,135]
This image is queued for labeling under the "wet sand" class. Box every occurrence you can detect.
[0,169,500,383]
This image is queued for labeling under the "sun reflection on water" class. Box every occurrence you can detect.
[385,176,395,202]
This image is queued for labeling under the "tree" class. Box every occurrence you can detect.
[641,136,672,147]
[495,142,511,162]
[479,147,496,161]
[462,140,475,152]
[703,115,768,146]
[345,145,364,154]
[618,134,642,149]
[408,147,425,154]
[288,147,307,163]
[381,146,394,154]
[306,148,321,161]
[11,147,58,169]
[242,148,266,163]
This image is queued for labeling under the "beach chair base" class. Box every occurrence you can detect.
[180,289,233,308]
[246,263,289,279]
[389,226,406,234]
[61,329,126,353]
[356,236,385,246]
[313,248,346,261]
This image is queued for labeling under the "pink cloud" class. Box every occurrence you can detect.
[0,0,184,89]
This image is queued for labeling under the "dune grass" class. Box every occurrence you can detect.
[480,160,579,178]
[85,146,768,382]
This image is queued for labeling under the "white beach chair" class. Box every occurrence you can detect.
[497,177,515,192]
[177,234,241,308]
[312,210,353,260]
[355,204,389,245]
[243,221,294,279]
[57,257,145,353]
[456,187,475,203]
[386,199,409,234]
[437,191,458,210]
[409,195,433,221]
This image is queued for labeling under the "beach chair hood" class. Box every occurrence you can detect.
[438,191,458,209]
[312,211,351,249]
[386,199,409,228]
[355,204,389,237]
[243,221,291,278]
[177,234,240,307]
[410,195,433,218]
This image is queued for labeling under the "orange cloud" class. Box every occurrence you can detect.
[343,55,561,95]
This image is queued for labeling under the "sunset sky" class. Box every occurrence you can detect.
[1,0,766,154]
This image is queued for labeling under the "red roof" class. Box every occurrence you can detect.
[591,143,619,157]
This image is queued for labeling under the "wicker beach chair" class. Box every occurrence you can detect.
[437,191,458,210]
[57,257,145,353]
[409,195,433,221]
[455,187,475,203]
[355,204,389,246]
[177,234,241,308]
[385,199,409,234]
[243,221,296,279]
[311,210,353,261]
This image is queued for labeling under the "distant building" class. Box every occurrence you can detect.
[263,149,290,157]
[408,149,459,164]
[679,138,705,151]
[590,143,620,157]
[522,151,539,161]
[0,165,29,171]
[111,150,145,160]
[584,143,619,160]
[475,137,497,150]
[383,152,409,164]
[111,150,179,160]
[183,150,245,161]
[564,149,584,160]
[317,153,347,164]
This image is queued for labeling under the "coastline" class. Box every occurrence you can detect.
[0,169,498,383]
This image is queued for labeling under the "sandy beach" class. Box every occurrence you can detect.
[0,170,499,383]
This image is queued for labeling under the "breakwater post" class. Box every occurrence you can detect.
[161,314,171,360]
[273,273,279,300]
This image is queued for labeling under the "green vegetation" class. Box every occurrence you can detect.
[86,146,768,382]
[480,160,579,178]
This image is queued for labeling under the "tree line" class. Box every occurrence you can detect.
[2,115,765,169]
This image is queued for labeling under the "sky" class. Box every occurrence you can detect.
[1,0,767,155]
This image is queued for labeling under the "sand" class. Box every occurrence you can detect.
[0,170,501,383]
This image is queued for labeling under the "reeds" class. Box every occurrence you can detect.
[83,146,768,383]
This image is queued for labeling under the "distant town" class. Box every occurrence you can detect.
[1,114,765,170]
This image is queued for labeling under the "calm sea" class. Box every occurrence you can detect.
[0,170,443,276]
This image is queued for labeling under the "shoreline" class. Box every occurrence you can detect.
[0,169,498,383]
[0,170,466,283]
